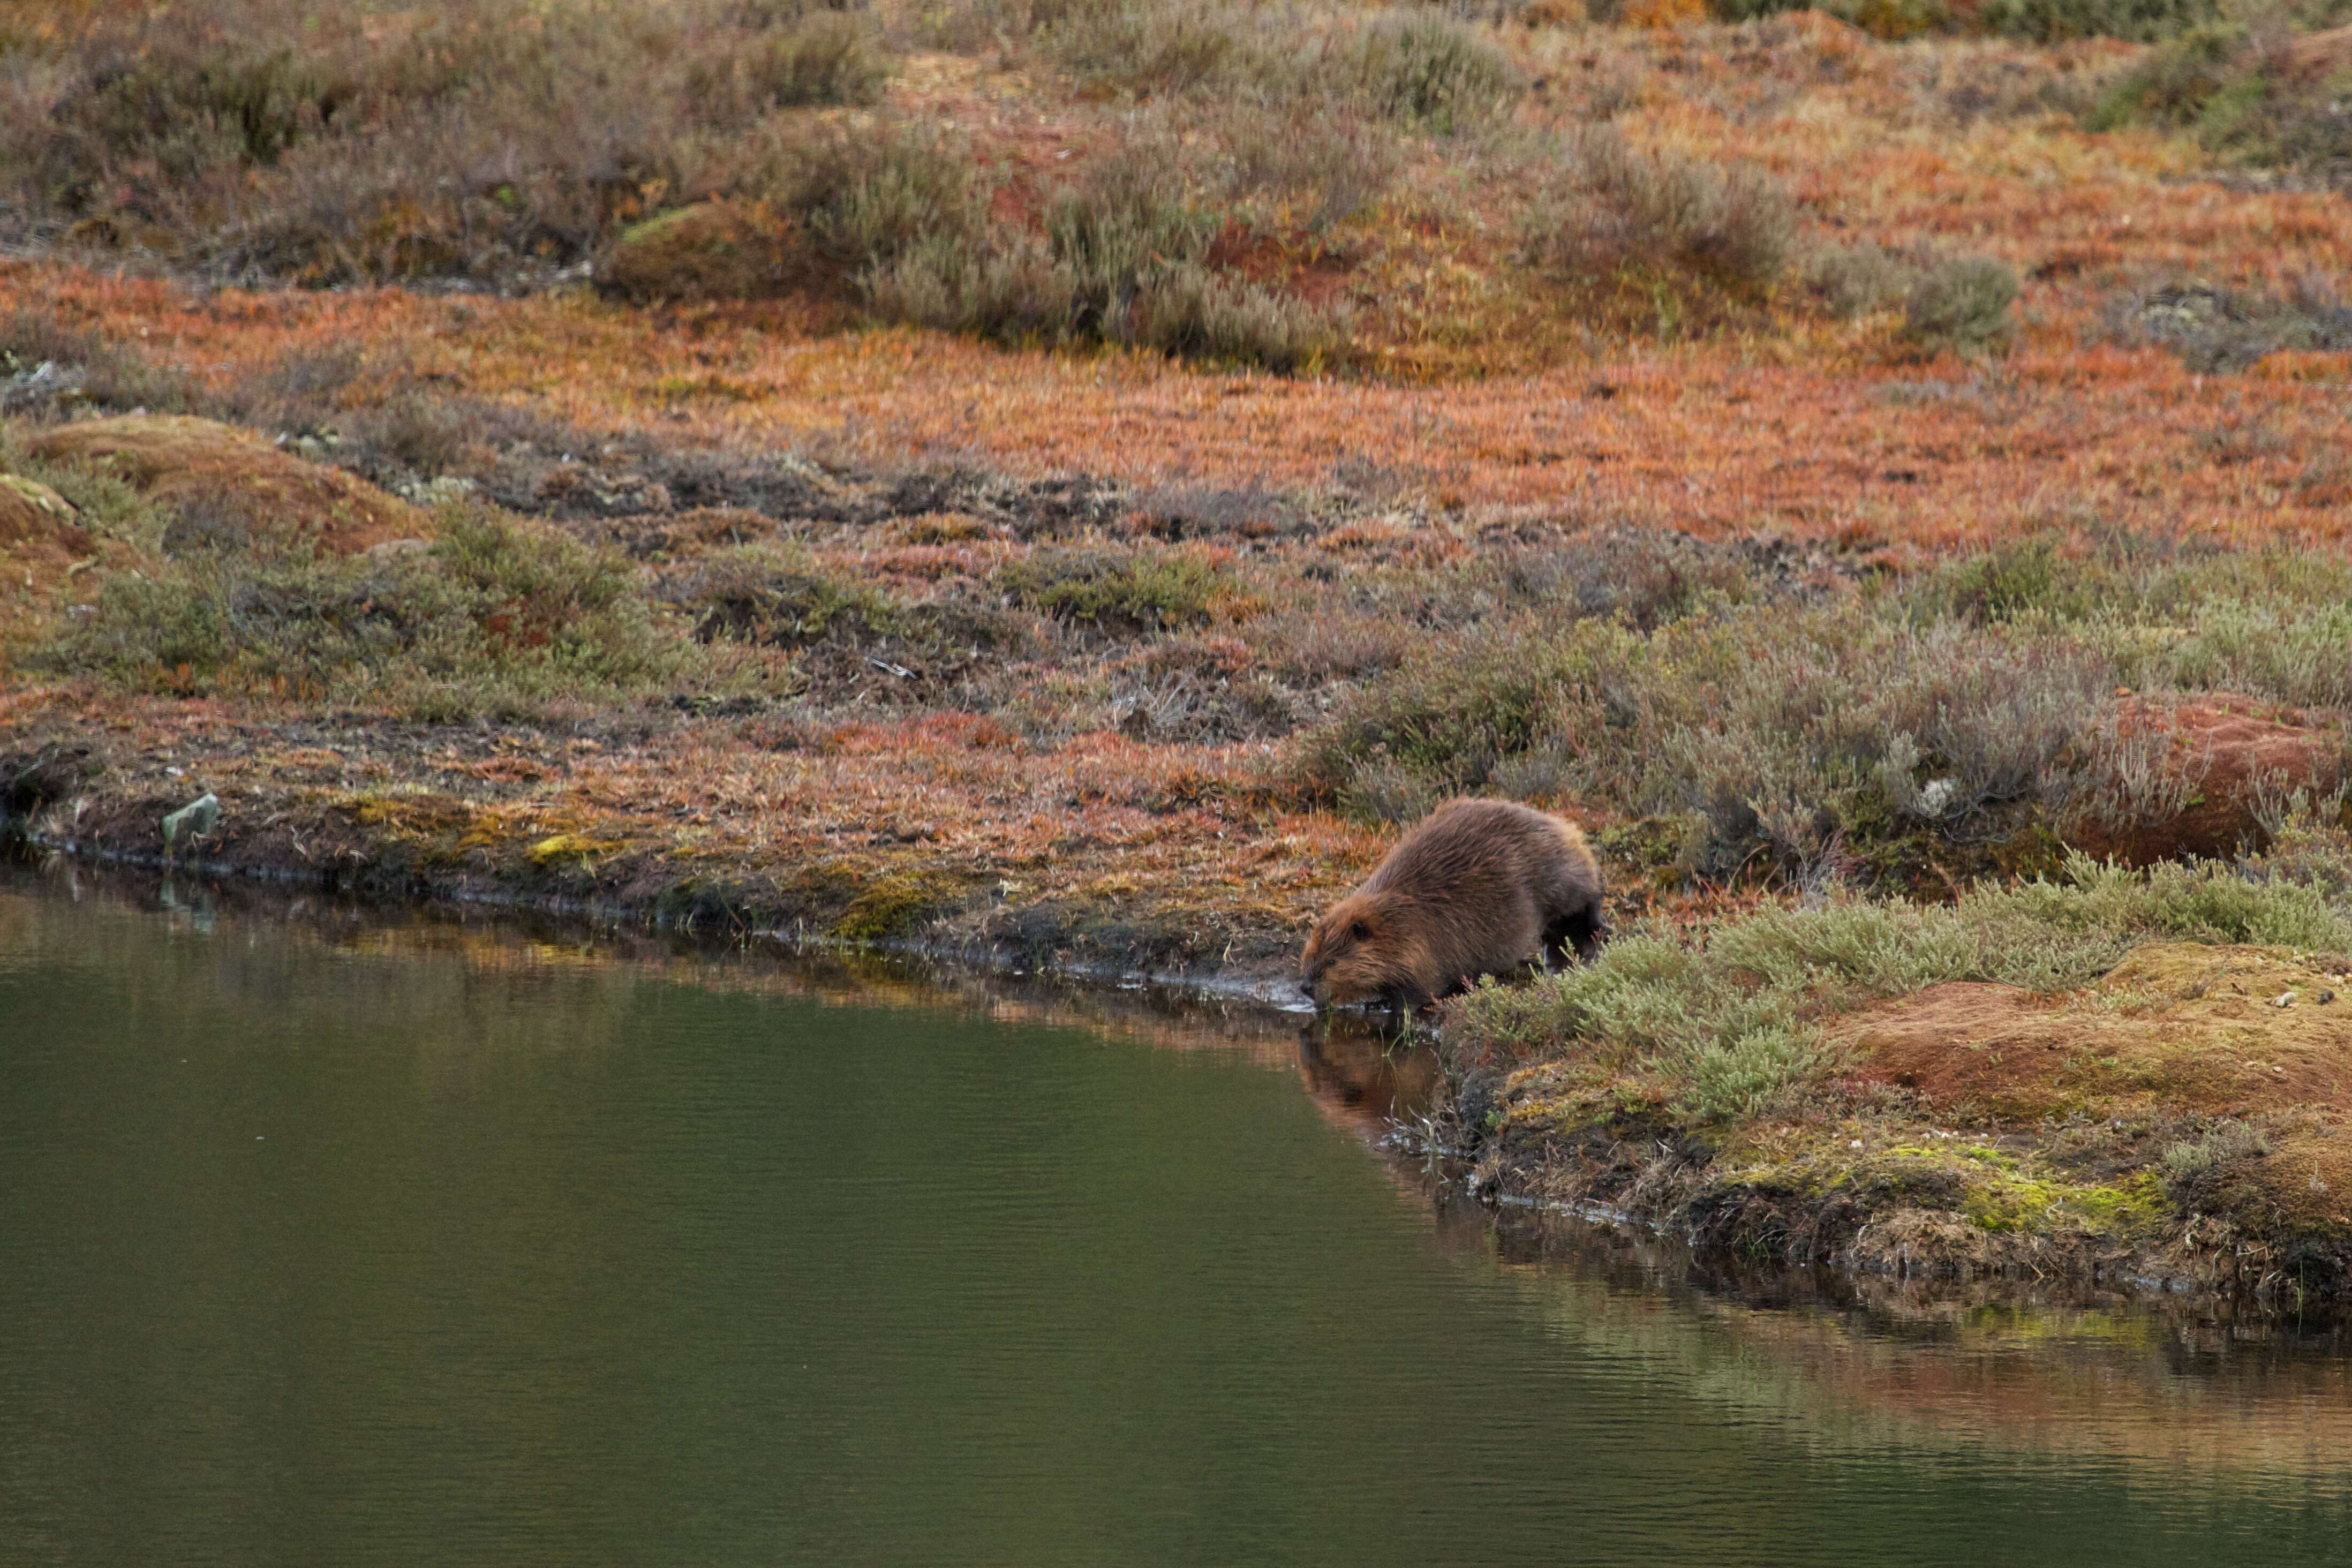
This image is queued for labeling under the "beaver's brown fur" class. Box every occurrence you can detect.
[1300,798,1604,1008]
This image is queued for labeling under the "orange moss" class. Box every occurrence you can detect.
[1843,945,2352,1123]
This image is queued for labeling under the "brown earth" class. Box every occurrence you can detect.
[2287,22,2352,78]
[2071,695,2348,865]
[25,416,429,555]
[1842,943,2352,1122]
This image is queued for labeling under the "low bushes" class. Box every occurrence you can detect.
[1806,244,2020,353]
[997,546,1234,631]
[1347,7,1524,132]
[840,123,1352,369]
[1294,536,2352,878]
[33,507,703,719]
[668,544,903,646]
[1,0,900,285]
[1038,0,1522,130]
[1522,127,1796,300]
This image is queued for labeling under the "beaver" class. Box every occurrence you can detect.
[1300,798,1604,1009]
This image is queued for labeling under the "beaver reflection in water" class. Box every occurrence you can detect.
[1300,798,1604,1011]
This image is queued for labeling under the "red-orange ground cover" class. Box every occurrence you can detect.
[10,260,2350,547]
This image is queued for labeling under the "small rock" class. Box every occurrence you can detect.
[2273,990,2297,1009]
[393,474,477,507]
[365,538,434,562]
[2320,990,2336,1006]
[162,791,220,852]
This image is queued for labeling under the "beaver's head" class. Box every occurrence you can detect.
[1300,891,1413,1007]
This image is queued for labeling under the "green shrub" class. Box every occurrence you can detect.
[1347,8,1522,132]
[1127,262,1345,369]
[997,547,1230,630]
[1921,538,2069,624]
[1043,0,1521,129]
[2084,21,2352,178]
[866,232,1078,340]
[39,39,350,192]
[1294,531,2352,876]
[1295,570,2213,871]
[0,424,171,554]
[2085,21,2247,128]
[1296,619,1633,813]
[0,309,196,416]
[1903,534,2352,708]
[1805,240,1916,319]
[722,12,895,111]
[1524,128,1796,296]
[0,0,903,287]
[1903,255,2018,356]
[1712,0,2218,39]
[1045,144,1217,332]
[857,133,1348,368]
[2097,596,2352,708]
[1043,0,1277,94]
[1224,105,1398,232]
[34,507,693,718]
[1973,0,2217,41]
[668,545,902,645]
[2159,1119,2271,1206]
[751,117,985,270]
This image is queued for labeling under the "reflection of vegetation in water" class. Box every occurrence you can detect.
[1476,1222,2352,1483]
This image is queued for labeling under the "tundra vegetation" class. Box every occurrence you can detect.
[4,0,2352,1300]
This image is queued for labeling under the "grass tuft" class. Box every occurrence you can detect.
[1453,856,2352,1122]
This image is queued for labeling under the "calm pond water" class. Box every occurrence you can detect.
[4,873,2352,1567]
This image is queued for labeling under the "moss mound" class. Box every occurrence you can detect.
[26,416,429,555]
[602,201,800,304]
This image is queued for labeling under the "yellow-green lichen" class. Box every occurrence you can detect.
[833,872,953,943]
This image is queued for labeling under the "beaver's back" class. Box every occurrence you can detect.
[1365,798,1581,898]
[1361,798,1600,997]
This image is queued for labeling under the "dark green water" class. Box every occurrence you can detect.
[4,879,2351,1567]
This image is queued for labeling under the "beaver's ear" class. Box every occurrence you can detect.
[1348,919,1370,943]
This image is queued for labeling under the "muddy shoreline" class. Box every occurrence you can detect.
[0,717,1330,1003]
[4,789,1310,1007]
